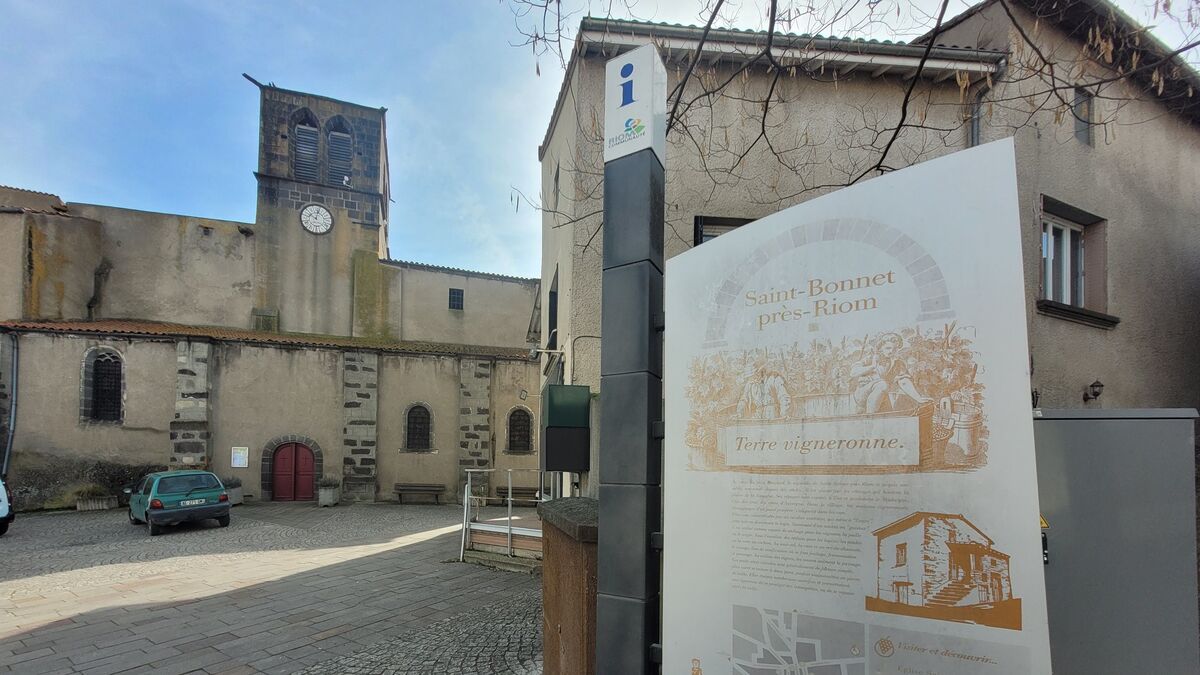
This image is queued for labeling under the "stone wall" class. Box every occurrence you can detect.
[170,340,211,468]
[341,350,378,501]
[459,359,493,497]
[5,334,174,510]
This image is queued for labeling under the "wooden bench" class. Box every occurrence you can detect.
[394,483,446,504]
[495,486,540,505]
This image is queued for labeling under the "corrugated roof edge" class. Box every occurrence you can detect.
[0,320,533,360]
[382,259,539,284]
[579,16,1008,56]
[540,14,1007,159]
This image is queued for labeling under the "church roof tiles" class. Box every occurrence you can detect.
[0,319,533,360]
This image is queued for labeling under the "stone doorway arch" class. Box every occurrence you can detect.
[260,435,324,501]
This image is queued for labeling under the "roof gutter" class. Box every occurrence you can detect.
[579,26,1004,76]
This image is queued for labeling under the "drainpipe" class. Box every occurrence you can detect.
[2,331,17,480]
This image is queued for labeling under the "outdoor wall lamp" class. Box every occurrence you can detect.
[1083,380,1104,403]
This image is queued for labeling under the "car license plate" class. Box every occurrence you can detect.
[180,499,205,506]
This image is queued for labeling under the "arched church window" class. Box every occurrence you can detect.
[405,404,432,451]
[290,108,321,183]
[506,409,532,454]
[325,116,353,186]
[81,347,123,423]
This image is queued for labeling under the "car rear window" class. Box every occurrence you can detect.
[156,474,220,494]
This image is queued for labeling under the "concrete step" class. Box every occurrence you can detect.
[462,549,543,574]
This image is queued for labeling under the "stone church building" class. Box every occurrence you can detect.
[0,83,542,510]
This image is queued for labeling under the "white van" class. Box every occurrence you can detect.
[0,478,12,536]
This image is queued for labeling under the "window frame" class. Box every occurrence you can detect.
[895,542,907,567]
[693,216,754,246]
[1073,88,1095,146]
[448,288,464,311]
[967,90,985,148]
[403,403,434,452]
[1041,216,1085,308]
[505,408,534,455]
[80,346,125,425]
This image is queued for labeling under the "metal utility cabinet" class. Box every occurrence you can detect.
[1034,409,1199,674]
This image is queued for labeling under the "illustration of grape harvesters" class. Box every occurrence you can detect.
[685,325,988,474]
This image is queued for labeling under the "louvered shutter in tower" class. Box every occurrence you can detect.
[327,131,353,186]
[293,124,320,182]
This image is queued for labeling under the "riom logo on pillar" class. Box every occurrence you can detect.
[603,43,667,165]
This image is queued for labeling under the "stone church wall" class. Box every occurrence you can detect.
[5,333,175,510]
[69,204,256,329]
[21,213,102,321]
[0,213,27,322]
[490,359,541,492]
[375,354,463,499]
[207,342,344,500]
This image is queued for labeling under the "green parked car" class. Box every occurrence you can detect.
[125,470,231,536]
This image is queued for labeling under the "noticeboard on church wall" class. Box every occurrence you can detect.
[662,139,1052,674]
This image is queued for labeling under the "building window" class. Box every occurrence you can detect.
[547,269,558,350]
[968,91,985,148]
[694,216,754,246]
[326,116,353,186]
[552,162,560,211]
[895,543,907,567]
[81,347,123,423]
[405,404,432,451]
[507,409,532,454]
[1037,197,1115,327]
[448,288,464,310]
[1073,88,1094,146]
[1042,217,1085,307]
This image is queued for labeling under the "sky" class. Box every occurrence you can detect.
[0,1,1189,278]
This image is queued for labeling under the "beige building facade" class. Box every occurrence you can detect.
[0,84,542,510]
[539,0,1200,496]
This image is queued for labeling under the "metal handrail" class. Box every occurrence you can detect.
[460,468,556,561]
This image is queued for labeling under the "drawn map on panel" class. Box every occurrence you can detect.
[733,606,866,675]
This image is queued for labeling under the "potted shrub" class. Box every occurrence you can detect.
[222,476,244,506]
[318,475,342,507]
[74,484,117,512]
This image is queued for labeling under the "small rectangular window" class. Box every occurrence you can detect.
[694,216,754,246]
[968,92,985,148]
[448,288,464,310]
[896,543,907,566]
[1041,217,1086,307]
[1073,88,1094,146]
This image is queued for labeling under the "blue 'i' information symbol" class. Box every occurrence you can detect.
[619,62,635,107]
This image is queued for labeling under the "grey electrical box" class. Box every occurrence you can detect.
[1034,408,1199,674]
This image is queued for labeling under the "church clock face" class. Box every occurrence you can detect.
[299,204,333,234]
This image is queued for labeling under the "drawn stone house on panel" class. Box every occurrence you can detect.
[0,82,541,510]
[867,511,1020,630]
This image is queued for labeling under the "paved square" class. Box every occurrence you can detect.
[0,503,541,674]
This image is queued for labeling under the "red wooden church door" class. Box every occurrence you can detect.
[272,443,315,501]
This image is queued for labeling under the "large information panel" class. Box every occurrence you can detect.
[663,140,1051,674]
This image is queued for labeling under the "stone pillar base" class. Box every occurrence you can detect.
[341,476,376,503]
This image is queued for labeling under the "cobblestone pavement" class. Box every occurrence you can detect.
[298,588,541,675]
[0,503,541,674]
